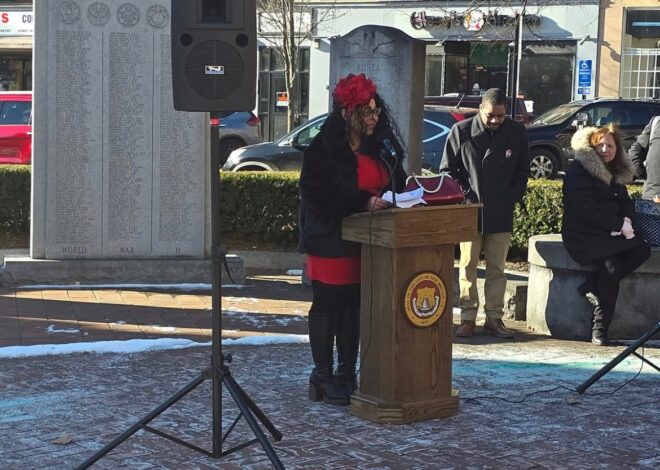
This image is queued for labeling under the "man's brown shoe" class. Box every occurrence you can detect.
[484,318,515,339]
[456,320,476,337]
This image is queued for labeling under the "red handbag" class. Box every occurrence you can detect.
[404,173,465,205]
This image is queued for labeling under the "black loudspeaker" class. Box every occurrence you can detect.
[171,0,256,112]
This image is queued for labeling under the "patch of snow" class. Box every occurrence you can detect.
[286,269,303,276]
[46,325,80,334]
[0,335,310,358]
[17,283,253,291]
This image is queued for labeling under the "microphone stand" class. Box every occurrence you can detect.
[391,158,397,208]
[379,149,397,208]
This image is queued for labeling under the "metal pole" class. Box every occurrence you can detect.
[210,111,223,457]
[515,10,523,102]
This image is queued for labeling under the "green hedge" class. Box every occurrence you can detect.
[0,164,31,233]
[220,171,300,247]
[1,167,645,253]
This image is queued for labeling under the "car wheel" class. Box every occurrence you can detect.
[219,138,245,165]
[529,148,559,179]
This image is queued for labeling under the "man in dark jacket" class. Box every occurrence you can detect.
[629,115,660,200]
[440,88,529,339]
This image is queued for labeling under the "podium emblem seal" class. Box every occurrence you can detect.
[403,271,447,327]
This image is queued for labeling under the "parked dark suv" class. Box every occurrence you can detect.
[527,98,660,179]
[222,105,478,172]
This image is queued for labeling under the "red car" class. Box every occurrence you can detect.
[0,91,32,164]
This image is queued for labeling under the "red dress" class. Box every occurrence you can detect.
[307,152,389,285]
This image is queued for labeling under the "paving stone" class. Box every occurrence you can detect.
[0,275,659,468]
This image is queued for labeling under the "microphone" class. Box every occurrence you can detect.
[379,135,399,161]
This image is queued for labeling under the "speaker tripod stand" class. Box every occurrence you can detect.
[76,113,284,469]
[576,321,660,394]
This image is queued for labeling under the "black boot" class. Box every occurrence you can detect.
[336,307,360,399]
[307,312,348,405]
[591,306,610,346]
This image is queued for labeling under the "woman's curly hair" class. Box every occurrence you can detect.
[324,91,408,162]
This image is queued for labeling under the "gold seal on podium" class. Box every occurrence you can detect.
[403,271,447,327]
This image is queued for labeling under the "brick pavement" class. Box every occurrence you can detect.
[0,273,659,469]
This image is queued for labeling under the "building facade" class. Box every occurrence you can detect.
[307,0,601,120]
[0,2,32,91]
[597,0,660,99]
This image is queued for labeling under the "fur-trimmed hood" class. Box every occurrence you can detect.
[570,126,635,185]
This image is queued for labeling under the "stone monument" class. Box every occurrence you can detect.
[3,0,243,284]
[329,25,426,174]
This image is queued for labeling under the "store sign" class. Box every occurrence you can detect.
[276,91,289,107]
[463,10,485,32]
[0,11,34,36]
[410,10,540,31]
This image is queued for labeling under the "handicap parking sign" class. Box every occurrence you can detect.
[578,60,592,88]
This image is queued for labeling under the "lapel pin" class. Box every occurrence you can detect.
[505,149,512,158]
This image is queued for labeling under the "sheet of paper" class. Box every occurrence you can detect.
[382,188,426,208]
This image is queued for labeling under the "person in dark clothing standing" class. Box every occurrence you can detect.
[629,115,660,201]
[298,73,407,405]
[440,88,529,339]
[562,124,651,345]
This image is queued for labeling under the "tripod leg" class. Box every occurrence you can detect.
[222,371,285,470]
[226,371,283,441]
[76,371,207,470]
[576,321,660,394]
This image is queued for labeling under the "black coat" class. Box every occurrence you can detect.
[439,115,529,234]
[298,114,407,258]
[562,127,646,265]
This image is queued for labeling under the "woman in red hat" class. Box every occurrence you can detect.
[298,73,407,405]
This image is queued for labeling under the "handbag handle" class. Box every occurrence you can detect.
[408,173,448,194]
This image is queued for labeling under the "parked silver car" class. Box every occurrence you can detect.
[216,111,262,164]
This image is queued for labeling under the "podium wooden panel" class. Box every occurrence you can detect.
[342,204,479,424]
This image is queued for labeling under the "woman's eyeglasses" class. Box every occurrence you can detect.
[360,107,382,118]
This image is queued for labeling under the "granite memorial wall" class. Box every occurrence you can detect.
[31,0,208,260]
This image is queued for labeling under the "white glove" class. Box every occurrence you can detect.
[621,218,635,239]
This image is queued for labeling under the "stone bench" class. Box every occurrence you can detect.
[526,234,660,340]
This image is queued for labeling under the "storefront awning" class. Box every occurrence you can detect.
[523,42,576,55]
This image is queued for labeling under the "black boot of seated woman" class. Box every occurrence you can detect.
[591,306,610,346]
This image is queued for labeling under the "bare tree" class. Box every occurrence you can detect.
[257,0,335,131]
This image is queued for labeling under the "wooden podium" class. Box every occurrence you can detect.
[342,204,479,424]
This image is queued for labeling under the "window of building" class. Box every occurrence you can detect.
[258,46,310,140]
[620,9,660,99]
[518,42,575,116]
[0,56,31,91]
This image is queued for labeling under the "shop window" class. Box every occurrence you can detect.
[443,55,468,95]
[519,54,574,116]
[0,56,31,91]
[425,56,444,96]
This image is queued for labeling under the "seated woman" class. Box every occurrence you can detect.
[562,124,651,345]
